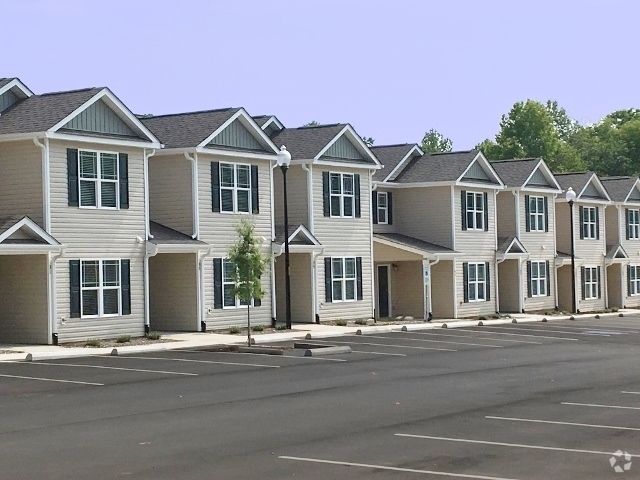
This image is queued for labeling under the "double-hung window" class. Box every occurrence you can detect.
[222,259,251,308]
[465,192,485,230]
[628,209,640,239]
[377,192,388,224]
[79,150,119,208]
[629,265,640,296]
[331,257,357,302]
[529,261,547,296]
[529,196,545,232]
[81,260,121,317]
[467,262,486,301]
[330,173,355,218]
[582,207,597,239]
[584,266,598,299]
[220,163,251,214]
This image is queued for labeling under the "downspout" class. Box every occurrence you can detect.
[450,186,458,318]
[301,162,314,233]
[602,203,608,309]
[427,256,440,321]
[494,190,499,313]
[553,194,559,309]
[48,248,65,345]
[312,248,324,323]
[144,149,156,239]
[513,189,523,312]
[198,247,213,331]
[184,150,199,239]
[144,243,159,333]
[368,170,376,320]
[33,137,51,233]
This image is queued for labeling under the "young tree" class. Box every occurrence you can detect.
[361,136,375,147]
[227,220,269,346]
[302,120,320,127]
[421,128,452,153]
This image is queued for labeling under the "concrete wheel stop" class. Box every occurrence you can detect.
[293,342,352,357]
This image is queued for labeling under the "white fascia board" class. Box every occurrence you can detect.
[46,132,162,150]
[315,125,381,166]
[261,116,284,131]
[197,109,279,154]
[0,216,59,245]
[623,178,640,203]
[577,173,612,202]
[312,159,380,170]
[505,237,528,254]
[195,146,277,161]
[455,180,504,190]
[289,224,321,246]
[379,181,455,189]
[0,132,47,143]
[456,151,505,187]
[519,186,563,194]
[0,78,34,98]
[382,145,423,182]
[522,159,563,191]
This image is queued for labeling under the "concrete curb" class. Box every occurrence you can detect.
[304,346,352,356]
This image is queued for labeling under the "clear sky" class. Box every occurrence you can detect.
[3,0,639,149]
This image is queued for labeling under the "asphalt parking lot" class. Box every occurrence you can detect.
[1,315,639,479]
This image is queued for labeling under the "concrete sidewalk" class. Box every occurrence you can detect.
[0,310,632,362]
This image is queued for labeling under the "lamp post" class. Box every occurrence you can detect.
[276,145,292,329]
[565,187,577,314]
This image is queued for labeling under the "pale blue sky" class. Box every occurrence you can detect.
[3,0,639,149]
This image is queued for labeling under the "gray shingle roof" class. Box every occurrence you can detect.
[600,177,638,202]
[270,124,346,160]
[374,233,458,255]
[0,78,16,89]
[491,158,542,187]
[554,172,593,194]
[0,87,102,135]
[141,108,240,148]
[393,150,480,183]
[252,115,271,127]
[606,244,628,259]
[149,222,207,245]
[274,225,320,245]
[370,144,419,180]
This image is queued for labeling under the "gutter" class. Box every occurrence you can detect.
[184,150,199,239]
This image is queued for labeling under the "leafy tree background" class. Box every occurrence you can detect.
[421,129,452,153]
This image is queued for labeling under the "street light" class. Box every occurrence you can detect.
[565,187,577,314]
[276,145,292,329]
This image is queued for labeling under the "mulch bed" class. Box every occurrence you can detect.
[61,337,175,348]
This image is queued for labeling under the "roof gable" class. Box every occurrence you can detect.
[579,174,610,201]
[458,152,503,186]
[461,160,491,182]
[628,184,640,202]
[371,144,422,182]
[526,166,555,189]
[61,98,138,137]
[601,177,640,203]
[497,236,528,256]
[320,134,364,160]
[0,89,20,114]
[207,118,266,152]
[0,216,59,246]
[556,172,611,203]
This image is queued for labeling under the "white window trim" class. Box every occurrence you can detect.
[465,191,485,231]
[329,173,355,219]
[331,257,358,303]
[582,206,597,239]
[377,192,388,224]
[467,262,487,302]
[79,149,120,210]
[221,259,254,309]
[584,266,599,300]
[629,209,640,239]
[220,163,252,215]
[80,259,121,318]
[530,261,547,297]
[630,265,640,296]
[529,196,545,232]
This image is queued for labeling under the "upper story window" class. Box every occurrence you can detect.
[628,209,640,239]
[79,150,119,209]
[220,163,251,214]
[581,206,598,239]
[330,173,355,218]
[528,196,545,232]
[377,192,388,224]
[464,191,485,230]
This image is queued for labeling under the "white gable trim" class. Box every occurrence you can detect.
[49,88,161,146]
[456,151,504,187]
[0,217,60,245]
[198,109,279,154]
[504,237,528,255]
[315,125,381,166]
[260,116,284,132]
[577,173,611,202]
[623,178,640,204]
[522,159,562,192]
[382,145,423,182]
[288,224,321,246]
[0,78,33,99]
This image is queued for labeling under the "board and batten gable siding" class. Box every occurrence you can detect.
[49,140,147,342]
[0,140,44,227]
[371,186,396,235]
[496,191,516,238]
[0,89,20,113]
[273,163,309,228]
[197,154,273,329]
[519,191,556,311]
[313,165,374,321]
[149,155,193,235]
[62,99,137,137]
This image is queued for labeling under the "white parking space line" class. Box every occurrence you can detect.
[573,321,640,329]
[180,350,347,362]
[485,415,640,432]
[351,350,407,356]
[536,323,638,334]
[27,362,198,376]
[395,433,640,458]
[100,355,280,368]
[453,328,579,341]
[349,334,503,348]
[621,391,640,395]
[562,402,640,411]
[476,325,605,337]
[398,331,543,345]
[279,456,521,480]
[312,339,457,352]
[0,373,104,386]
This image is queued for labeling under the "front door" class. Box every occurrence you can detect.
[377,265,390,318]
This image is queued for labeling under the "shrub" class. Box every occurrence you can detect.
[116,335,131,343]
[251,325,264,332]
[145,331,162,340]
[276,325,287,331]
[477,315,487,321]
[488,314,500,320]
[335,320,348,326]
[85,339,101,348]
[355,319,368,326]
[229,326,241,334]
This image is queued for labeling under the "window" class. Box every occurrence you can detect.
[629,209,640,239]
[79,150,119,208]
[220,163,251,213]
[582,207,597,239]
[630,266,640,296]
[330,173,355,218]
[377,192,388,224]
[80,260,120,317]
[467,262,486,302]
[222,259,252,308]
[529,196,545,232]
[331,257,357,302]
[465,192,485,230]
[530,261,547,296]
[584,266,598,299]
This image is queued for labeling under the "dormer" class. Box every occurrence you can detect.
[0,78,33,114]
[254,115,284,138]
[555,172,611,205]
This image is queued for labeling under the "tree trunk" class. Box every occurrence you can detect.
[247,303,251,347]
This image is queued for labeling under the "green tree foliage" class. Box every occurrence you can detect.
[362,136,375,147]
[302,120,320,127]
[227,220,269,346]
[421,128,452,153]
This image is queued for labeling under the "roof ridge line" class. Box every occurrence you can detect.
[39,86,103,97]
[142,107,238,119]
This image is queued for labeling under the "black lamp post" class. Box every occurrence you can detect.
[277,145,292,329]
[566,187,577,313]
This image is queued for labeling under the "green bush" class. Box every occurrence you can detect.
[276,325,287,331]
[229,326,241,334]
[335,320,348,326]
[488,314,500,319]
[251,325,264,332]
[116,335,131,344]
[85,339,102,348]
[354,319,368,326]
[145,331,162,340]
[477,315,487,321]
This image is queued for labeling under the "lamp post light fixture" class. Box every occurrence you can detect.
[565,187,577,314]
[276,145,292,329]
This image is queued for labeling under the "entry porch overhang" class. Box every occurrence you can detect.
[496,236,528,262]
[147,221,209,255]
[272,224,323,257]
[0,216,62,255]
[373,233,460,261]
[605,244,629,266]
[555,251,583,267]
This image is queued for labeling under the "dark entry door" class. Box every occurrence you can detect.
[378,265,390,318]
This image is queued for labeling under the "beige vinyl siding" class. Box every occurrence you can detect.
[431,260,455,319]
[394,186,453,249]
[0,255,49,344]
[149,253,198,331]
[273,164,308,228]
[573,201,607,312]
[149,156,193,235]
[275,253,313,322]
[555,202,571,254]
[198,154,273,328]
[372,187,396,234]
[608,263,624,309]
[605,205,620,245]
[496,191,516,238]
[618,205,640,307]
[49,140,147,342]
[498,261,520,313]
[314,166,374,321]
[0,140,44,227]
[389,261,423,318]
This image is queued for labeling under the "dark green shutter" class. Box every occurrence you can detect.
[461,191,467,231]
[544,197,549,232]
[67,149,79,207]
[118,153,129,209]
[485,262,491,301]
[626,209,630,240]
[546,261,551,296]
[524,195,531,232]
[356,257,363,301]
[69,260,81,318]
[211,162,220,212]
[354,174,361,218]
[251,165,259,214]
[372,192,378,224]
[595,207,600,240]
[463,262,469,302]
[121,259,131,315]
[213,258,223,309]
[254,296,261,307]
[597,266,602,299]
[526,261,532,298]
[483,192,489,231]
[324,257,332,302]
[581,266,586,300]
[387,192,393,225]
[579,206,584,239]
[322,172,330,217]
